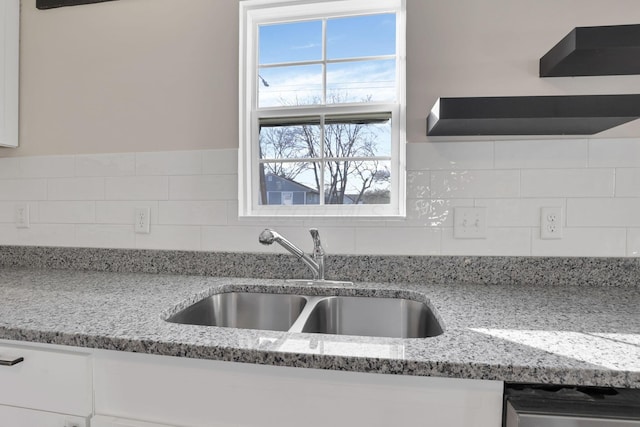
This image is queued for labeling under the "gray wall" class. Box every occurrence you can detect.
[3,0,640,157]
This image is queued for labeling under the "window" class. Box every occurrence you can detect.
[239,0,406,217]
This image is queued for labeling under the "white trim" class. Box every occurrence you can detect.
[239,0,406,218]
[0,0,19,148]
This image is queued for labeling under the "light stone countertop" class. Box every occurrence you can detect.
[0,267,638,388]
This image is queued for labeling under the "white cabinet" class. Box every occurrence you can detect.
[94,349,504,427]
[0,340,504,426]
[0,0,19,147]
[0,341,93,424]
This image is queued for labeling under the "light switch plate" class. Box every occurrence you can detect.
[14,203,30,228]
[454,207,487,239]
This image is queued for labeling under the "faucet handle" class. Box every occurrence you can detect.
[309,228,324,256]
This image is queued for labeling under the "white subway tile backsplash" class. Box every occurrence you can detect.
[135,225,201,251]
[406,171,430,199]
[0,202,14,223]
[0,224,76,247]
[480,198,566,227]
[159,201,227,226]
[568,198,640,227]
[521,169,614,197]
[75,153,135,177]
[95,201,159,225]
[532,227,627,257]
[47,177,105,200]
[226,200,306,227]
[105,176,169,200]
[19,156,75,178]
[589,138,640,167]
[202,225,268,253]
[169,175,237,201]
[202,149,239,175]
[441,227,531,256]
[495,139,588,169]
[406,141,493,171]
[355,227,441,255]
[0,157,20,179]
[615,168,640,197]
[38,201,95,224]
[1,143,639,258]
[75,224,135,249]
[627,229,640,256]
[136,151,202,176]
[431,170,520,198]
[388,198,468,228]
[0,179,47,201]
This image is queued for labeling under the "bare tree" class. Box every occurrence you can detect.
[258,93,390,205]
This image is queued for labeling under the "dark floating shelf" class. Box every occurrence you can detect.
[426,94,640,136]
[540,24,640,77]
[36,0,117,9]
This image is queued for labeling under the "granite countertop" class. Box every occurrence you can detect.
[0,267,638,388]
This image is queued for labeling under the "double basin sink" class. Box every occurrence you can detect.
[166,291,443,339]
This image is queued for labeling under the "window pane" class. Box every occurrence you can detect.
[258,65,323,108]
[324,160,391,205]
[324,113,392,159]
[259,162,321,205]
[259,21,322,64]
[327,14,396,60]
[259,119,321,160]
[327,60,396,104]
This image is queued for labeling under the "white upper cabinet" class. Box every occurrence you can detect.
[0,0,18,148]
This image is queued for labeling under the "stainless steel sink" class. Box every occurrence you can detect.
[165,292,307,331]
[166,291,443,339]
[299,296,443,338]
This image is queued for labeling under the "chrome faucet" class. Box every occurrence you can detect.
[258,228,325,280]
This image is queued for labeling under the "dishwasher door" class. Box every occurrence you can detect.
[504,385,640,427]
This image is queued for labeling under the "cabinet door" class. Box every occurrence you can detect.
[0,404,88,427]
[0,341,93,416]
[0,0,19,148]
[95,349,504,427]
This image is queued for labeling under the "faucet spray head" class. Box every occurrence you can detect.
[258,229,276,245]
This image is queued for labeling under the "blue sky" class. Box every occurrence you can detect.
[258,13,397,107]
[259,14,396,64]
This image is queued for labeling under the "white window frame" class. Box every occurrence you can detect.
[239,0,406,217]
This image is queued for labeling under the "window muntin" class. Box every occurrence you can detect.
[258,113,392,206]
[240,0,405,217]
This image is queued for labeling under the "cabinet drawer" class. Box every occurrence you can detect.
[0,342,92,416]
[0,404,89,427]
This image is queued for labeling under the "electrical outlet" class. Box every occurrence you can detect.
[134,207,151,234]
[14,203,30,228]
[454,207,488,239]
[540,207,562,239]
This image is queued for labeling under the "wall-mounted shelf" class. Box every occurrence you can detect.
[36,0,117,9]
[540,24,640,77]
[426,94,640,136]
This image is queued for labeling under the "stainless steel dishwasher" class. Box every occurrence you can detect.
[504,384,640,426]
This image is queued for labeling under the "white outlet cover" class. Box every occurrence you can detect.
[540,207,563,240]
[454,207,488,239]
[134,207,151,234]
